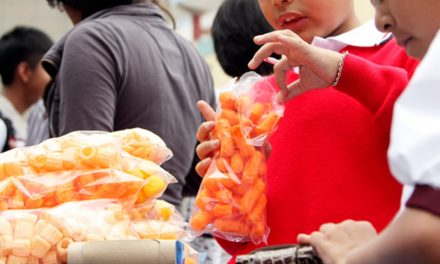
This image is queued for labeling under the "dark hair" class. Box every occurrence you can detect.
[212,0,276,77]
[0,26,53,86]
[47,0,175,27]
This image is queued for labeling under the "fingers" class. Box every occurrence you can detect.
[196,140,220,160]
[320,223,337,234]
[197,100,216,121]
[273,56,291,97]
[195,157,211,178]
[297,233,311,244]
[276,79,310,103]
[197,121,215,142]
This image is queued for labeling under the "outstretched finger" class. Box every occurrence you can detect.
[197,100,216,121]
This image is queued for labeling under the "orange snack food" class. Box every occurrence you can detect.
[0,169,146,210]
[190,73,283,244]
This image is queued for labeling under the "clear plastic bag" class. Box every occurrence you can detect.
[0,128,173,180]
[190,72,284,244]
[0,169,146,210]
[111,128,173,165]
[0,199,193,263]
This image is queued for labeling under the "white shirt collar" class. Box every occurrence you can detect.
[311,20,392,51]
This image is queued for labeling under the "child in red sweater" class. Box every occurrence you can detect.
[251,0,440,263]
[195,0,419,261]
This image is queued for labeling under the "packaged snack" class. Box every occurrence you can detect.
[111,128,173,165]
[0,200,194,263]
[190,72,284,244]
[0,169,146,210]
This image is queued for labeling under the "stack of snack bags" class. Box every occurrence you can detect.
[190,72,284,244]
[0,128,199,264]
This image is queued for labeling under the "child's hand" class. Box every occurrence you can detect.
[248,30,345,103]
[195,101,219,177]
[297,220,378,264]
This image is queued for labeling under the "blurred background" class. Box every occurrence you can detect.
[0,0,374,88]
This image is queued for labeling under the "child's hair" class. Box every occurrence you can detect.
[212,0,276,77]
[46,0,175,27]
[0,26,53,86]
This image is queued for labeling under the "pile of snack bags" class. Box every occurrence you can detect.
[0,128,198,264]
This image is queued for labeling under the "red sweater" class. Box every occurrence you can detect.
[219,38,419,260]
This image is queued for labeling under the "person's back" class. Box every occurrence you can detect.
[43,2,215,206]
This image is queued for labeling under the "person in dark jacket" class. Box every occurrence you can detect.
[43,0,216,206]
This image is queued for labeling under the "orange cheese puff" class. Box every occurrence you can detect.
[220,109,240,126]
[195,189,212,210]
[258,161,267,178]
[234,95,252,114]
[55,183,76,204]
[28,154,47,172]
[217,175,238,189]
[215,188,233,204]
[141,175,167,200]
[231,126,255,159]
[10,189,25,209]
[62,147,79,170]
[250,221,266,242]
[219,92,236,110]
[216,158,228,173]
[24,198,44,209]
[242,151,263,185]
[215,118,231,139]
[0,201,7,210]
[213,204,233,218]
[0,163,5,181]
[213,218,249,236]
[190,210,212,231]
[136,189,148,204]
[44,152,63,171]
[0,180,15,198]
[42,193,57,208]
[203,177,220,193]
[249,103,264,124]
[248,194,267,223]
[3,161,22,177]
[96,147,117,168]
[251,112,281,138]
[79,145,98,167]
[239,179,265,214]
[230,154,244,174]
[220,136,235,159]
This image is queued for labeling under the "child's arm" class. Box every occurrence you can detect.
[298,205,440,264]
[334,54,412,137]
[249,30,415,136]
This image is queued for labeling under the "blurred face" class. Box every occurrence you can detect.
[258,0,360,43]
[372,0,440,59]
[27,63,50,101]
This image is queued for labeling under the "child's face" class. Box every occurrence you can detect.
[258,0,358,43]
[373,0,440,59]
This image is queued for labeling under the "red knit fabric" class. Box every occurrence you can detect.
[218,38,419,261]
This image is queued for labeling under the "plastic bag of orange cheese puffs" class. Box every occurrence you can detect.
[0,199,189,264]
[190,72,284,244]
[0,128,173,181]
[0,169,145,210]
